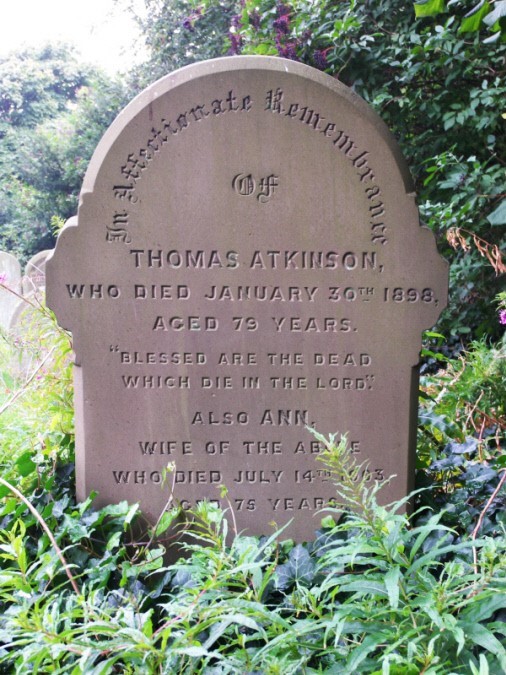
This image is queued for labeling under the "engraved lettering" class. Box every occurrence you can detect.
[226,90,239,111]
[119,351,205,365]
[113,184,138,203]
[232,173,256,196]
[333,130,357,156]
[191,411,249,425]
[247,250,375,270]
[201,376,233,389]
[272,317,352,333]
[270,377,307,389]
[134,284,189,299]
[204,285,318,302]
[175,470,222,484]
[139,440,192,455]
[321,122,336,137]
[298,106,325,130]
[122,375,190,388]
[257,174,279,203]
[243,441,282,454]
[260,409,309,426]
[265,88,284,113]
[152,316,218,331]
[218,352,257,366]
[66,284,120,299]
[234,470,283,484]
[212,98,226,114]
[130,249,239,269]
[205,441,230,454]
[188,104,210,122]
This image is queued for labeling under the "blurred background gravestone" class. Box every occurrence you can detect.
[22,249,52,296]
[0,251,22,331]
[2,249,54,376]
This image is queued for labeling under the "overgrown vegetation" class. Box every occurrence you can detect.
[0,0,505,671]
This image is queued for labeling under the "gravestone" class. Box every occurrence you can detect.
[0,251,22,330]
[23,249,53,295]
[46,57,448,541]
[6,295,42,376]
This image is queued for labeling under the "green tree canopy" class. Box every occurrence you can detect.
[0,44,93,133]
[0,44,129,260]
[128,0,237,86]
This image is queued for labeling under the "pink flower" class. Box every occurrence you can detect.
[499,309,506,325]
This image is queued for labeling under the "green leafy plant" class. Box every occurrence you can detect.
[1,428,505,673]
[418,336,506,541]
[0,296,74,498]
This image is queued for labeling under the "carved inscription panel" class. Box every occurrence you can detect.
[47,57,447,542]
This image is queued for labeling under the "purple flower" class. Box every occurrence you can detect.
[183,9,203,32]
[231,14,241,29]
[277,40,298,60]
[228,32,242,55]
[499,309,506,325]
[313,48,330,70]
[182,17,194,31]
[249,10,260,30]
[277,2,292,16]
[273,14,290,34]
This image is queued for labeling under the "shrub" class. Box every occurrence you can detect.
[0,428,505,673]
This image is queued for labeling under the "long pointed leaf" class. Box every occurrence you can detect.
[384,566,401,609]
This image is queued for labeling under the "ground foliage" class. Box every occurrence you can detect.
[0,305,505,673]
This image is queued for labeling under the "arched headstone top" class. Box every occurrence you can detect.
[23,249,53,295]
[47,56,448,542]
[81,56,414,198]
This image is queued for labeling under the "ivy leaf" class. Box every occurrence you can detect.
[290,544,316,580]
[15,452,37,478]
[487,199,506,225]
[445,438,478,455]
[414,0,446,18]
[275,544,316,589]
[460,1,491,32]
[155,508,179,536]
[171,568,198,589]
[483,0,506,26]
[106,530,122,552]
[493,455,506,469]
